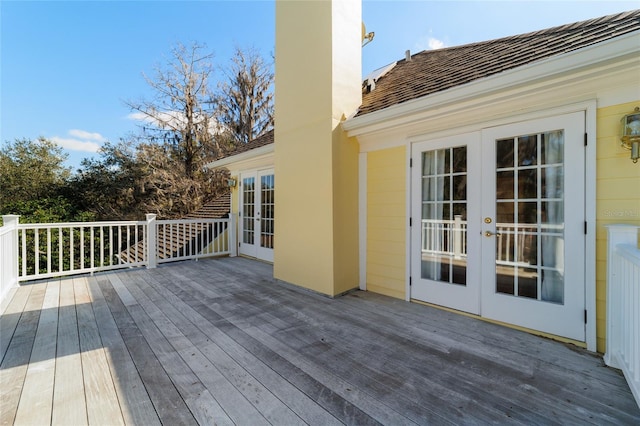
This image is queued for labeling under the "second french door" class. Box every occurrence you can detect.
[239,169,275,262]
[411,112,586,341]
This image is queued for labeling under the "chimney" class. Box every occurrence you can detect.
[274,0,362,296]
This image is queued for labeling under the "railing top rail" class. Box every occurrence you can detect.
[156,218,229,225]
[18,220,146,229]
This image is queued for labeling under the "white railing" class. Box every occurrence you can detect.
[421,218,562,267]
[422,216,467,259]
[156,218,233,264]
[605,224,640,408]
[16,220,148,281]
[0,214,236,301]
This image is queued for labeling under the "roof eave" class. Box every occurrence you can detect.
[205,144,275,169]
[343,30,640,137]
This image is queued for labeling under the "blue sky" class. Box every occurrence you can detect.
[2,0,638,170]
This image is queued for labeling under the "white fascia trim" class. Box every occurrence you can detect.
[343,31,640,137]
[205,144,275,169]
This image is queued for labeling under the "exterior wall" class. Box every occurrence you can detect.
[366,146,406,299]
[595,100,640,353]
[274,0,362,296]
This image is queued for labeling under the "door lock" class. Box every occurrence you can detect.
[484,231,501,237]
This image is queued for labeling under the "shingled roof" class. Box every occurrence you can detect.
[119,191,231,263]
[356,10,640,117]
[226,129,274,156]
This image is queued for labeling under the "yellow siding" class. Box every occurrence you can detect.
[366,146,406,299]
[595,101,640,353]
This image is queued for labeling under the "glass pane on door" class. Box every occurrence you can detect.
[420,146,467,285]
[260,174,275,249]
[494,131,565,304]
[242,177,255,245]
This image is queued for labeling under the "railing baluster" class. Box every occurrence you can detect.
[59,227,63,273]
[47,228,51,274]
[100,227,104,267]
[35,229,40,275]
[21,228,26,277]
[90,227,95,271]
[70,227,74,271]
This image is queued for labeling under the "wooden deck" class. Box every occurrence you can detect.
[1,257,638,425]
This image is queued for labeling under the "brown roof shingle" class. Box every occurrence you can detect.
[222,129,274,157]
[356,10,640,117]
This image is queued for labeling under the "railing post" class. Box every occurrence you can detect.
[229,213,238,257]
[146,214,157,269]
[453,215,463,259]
[1,215,20,303]
[604,224,639,368]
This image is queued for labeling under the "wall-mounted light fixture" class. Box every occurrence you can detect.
[620,106,640,163]
[227,177,237,188]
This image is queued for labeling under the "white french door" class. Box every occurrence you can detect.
[410,133,482,314]
[411,112,586,341]
[239,169,275,262]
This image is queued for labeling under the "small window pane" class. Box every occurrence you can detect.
[518,169,538,199]
[518,135,537,166]
[496,138,514,168]
[496,171,514,199]
[541,130,564,165]
[452,146,467,172]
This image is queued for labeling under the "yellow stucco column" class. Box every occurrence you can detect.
[274,0,362,296]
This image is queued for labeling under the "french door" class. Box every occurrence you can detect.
[239,169,275,262]
[411,112,586,341]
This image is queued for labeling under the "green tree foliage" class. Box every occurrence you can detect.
[0,137,91,224]
[0,137,70,203]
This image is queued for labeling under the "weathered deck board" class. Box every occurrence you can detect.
[86,276,161,426]
[14,281,59,425]
[111,272,235,426]
[0,285,29,358]
[134,269,341,426]
[1,257,639,425]
[73,277,125,425]
[0,283,45,426]
[97,277,198,425]
[52,280,87,426]
[153,265,382,425]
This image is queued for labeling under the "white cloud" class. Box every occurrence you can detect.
[427,37,446,50]
[68,129,106,141]
[415,32,448,52]
[51,129,106,153]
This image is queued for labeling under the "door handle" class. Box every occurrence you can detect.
[484,231,501,237]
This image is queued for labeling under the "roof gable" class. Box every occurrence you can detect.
[356,10,640,117]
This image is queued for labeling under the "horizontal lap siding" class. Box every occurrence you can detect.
[367,147,406,299]
[595,101,640,353]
